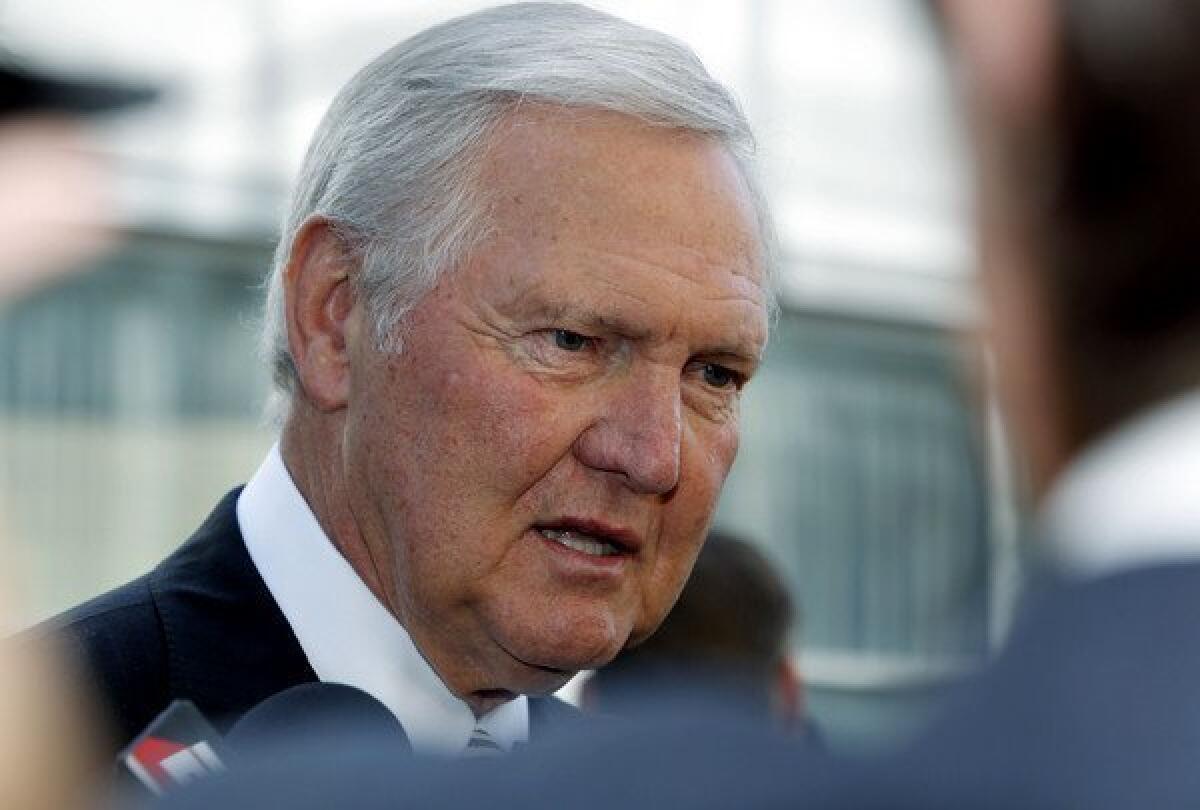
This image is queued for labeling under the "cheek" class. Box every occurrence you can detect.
[679,417,740,510]
[364,348,587,575]
[678,417,740,522]
[634,419,739,636]
[430,363,574,488]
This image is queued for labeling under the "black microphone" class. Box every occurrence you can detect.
[117,684,408,802]
[115,700,227,797]
[226,682,410,756]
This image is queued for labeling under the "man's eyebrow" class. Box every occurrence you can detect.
[536,301,766,361]
[533,302,654,341]
[698,343,766,366]
[579,312,655,342]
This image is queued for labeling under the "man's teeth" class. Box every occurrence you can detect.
[538,528,621,557]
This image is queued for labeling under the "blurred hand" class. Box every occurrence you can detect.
[0,115,116,303]
[0,556,101,810]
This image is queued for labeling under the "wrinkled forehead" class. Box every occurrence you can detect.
[475,104,769,289]
[442,106,769,364]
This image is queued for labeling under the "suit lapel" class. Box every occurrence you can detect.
[148,488,318,731]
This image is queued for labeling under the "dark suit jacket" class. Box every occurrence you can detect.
[50,488,578,753]
[151,559,1200,810]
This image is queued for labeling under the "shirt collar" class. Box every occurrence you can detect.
[236,443,528,755]
[1041,387,1200,579]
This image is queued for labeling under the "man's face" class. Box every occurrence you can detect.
[342,108,768,698]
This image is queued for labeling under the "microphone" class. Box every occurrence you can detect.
[116,700,226,797]
[116,683,408,800]
[226,682,409,755]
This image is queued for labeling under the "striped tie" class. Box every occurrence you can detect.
[463,726,505,757]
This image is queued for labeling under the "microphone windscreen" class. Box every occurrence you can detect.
[226,682,409,755]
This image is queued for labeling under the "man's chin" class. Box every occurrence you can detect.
[485,652,574,696]
[492,634,621,694]
[515,668,577,697]
[479,601,633,685]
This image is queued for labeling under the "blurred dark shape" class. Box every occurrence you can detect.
[584,531,806,730]
[0,60,156,117]
[981,0,1200,457]
[935,0,1200,492]
[790,0,1200,806]
[226,682,409,756]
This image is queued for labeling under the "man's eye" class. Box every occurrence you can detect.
[553,329,589,351]
[701,363,741,389]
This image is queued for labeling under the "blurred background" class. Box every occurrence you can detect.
[0,0,1026,749]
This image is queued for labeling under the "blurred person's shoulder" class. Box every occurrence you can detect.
[821,561,1200,810]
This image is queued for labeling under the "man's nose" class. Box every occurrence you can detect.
[572,374,682,495]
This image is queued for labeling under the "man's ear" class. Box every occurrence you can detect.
[284,216,358,412]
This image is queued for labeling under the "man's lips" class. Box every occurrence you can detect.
[531,517,641,557]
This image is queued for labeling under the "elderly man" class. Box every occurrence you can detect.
[150,0,1200,807]
[53,2,771,757]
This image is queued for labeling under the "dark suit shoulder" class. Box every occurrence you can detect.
[46,487,317,751]
[50,573,170,746]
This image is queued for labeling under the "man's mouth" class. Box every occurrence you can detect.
[537,527,624,557]
[533,519,639,559]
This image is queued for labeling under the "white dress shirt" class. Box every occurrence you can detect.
[1042,387,1200,579]
[236,444,528,755]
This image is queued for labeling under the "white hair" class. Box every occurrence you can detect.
[262,1,776,421]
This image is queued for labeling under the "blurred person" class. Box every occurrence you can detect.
[149,0,1200,807]
[807,1,1200,804]
[1,58,152,810]
[583,531,807,732]
[50,1,773,761]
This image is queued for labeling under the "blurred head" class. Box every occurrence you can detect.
[940,0,1200,496]
[584,531,801,725]
[939,0,1200,497]
[272,3,773,711]
[0,63,150,302]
